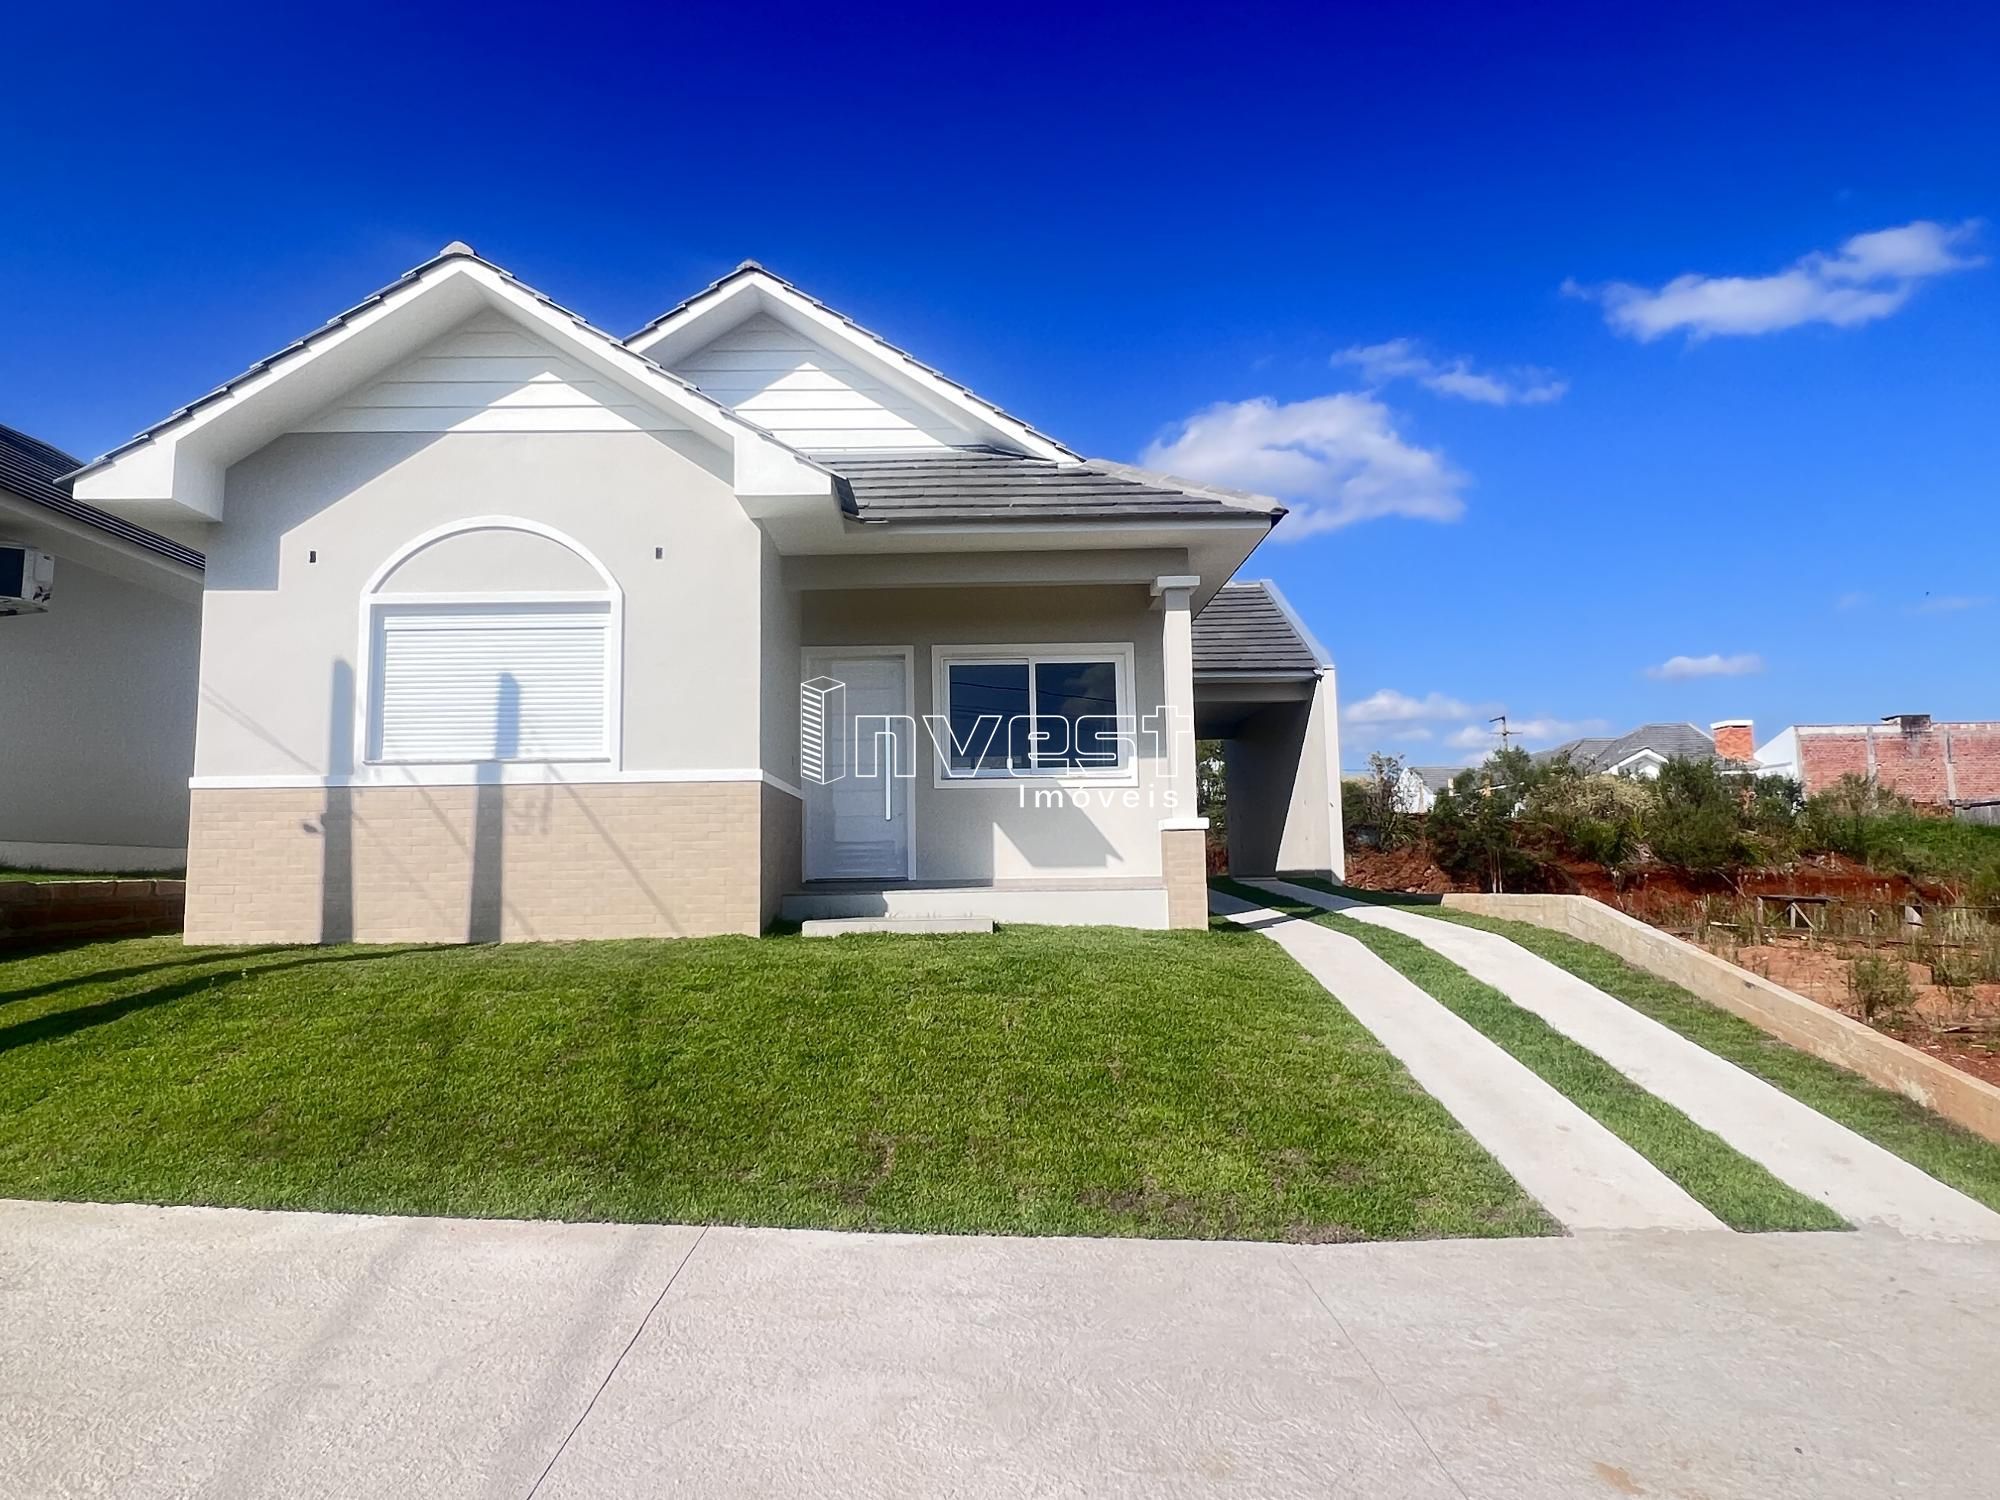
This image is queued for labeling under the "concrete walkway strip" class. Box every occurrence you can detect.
[1209,890,1725,1234]
[1253,880,2000,1243]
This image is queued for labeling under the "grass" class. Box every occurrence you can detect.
[0,926,1555,1243]
[1215,879,1845,1231]
[1812,813,2000,896]
[1291,877,2000,1216]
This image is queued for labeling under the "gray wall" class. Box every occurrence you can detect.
[0,554,198,863]
[199,428,787,780]
[1223,674,1338,877]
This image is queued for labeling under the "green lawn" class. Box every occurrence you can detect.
[1290,878,2000,1216]
[0,926,1554,1242]
[1215,879,1844,1232]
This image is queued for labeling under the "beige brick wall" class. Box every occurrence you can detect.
[1161,826,1208,930]
[186,781,775,944]
[759,782,802,928]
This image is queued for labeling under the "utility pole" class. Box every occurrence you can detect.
[1490,714,1510,750]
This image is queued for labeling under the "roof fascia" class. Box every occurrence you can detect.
[626,266,1079,464]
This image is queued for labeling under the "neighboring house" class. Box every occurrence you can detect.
[1,424,203,870]
[1753,714,2000,806]
[1402,765,1461,812]
[1534,720,1748,779]
[68,247,1339,943]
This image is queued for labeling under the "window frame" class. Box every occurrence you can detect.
[931,641,1137,788]
[364,593,618,768]
[356,518,624,776]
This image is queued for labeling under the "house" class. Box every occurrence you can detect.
[1753,714,2000,806]
[1534,720,1751,779]
[66,247,1340,942]
[1,424,203,870]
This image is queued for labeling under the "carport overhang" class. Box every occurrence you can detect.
[1189,581,1344,880]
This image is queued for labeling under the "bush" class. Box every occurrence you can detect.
[1427,749,1542,891]
[1847,951,1917,1028]
[1522,758,1647,868]
[1642,757,1747,876]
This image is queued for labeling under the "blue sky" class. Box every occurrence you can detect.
[4,1,1993,768]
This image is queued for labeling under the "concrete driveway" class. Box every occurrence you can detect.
[5,1202,1999,1497]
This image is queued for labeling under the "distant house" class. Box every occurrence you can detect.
[1534,720,1752,780]
[1754,714,2000,806]
[0,424,203,870]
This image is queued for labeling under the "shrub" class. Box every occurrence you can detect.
[1523,758,1647,868]
[1427,749,1541,892]
[1847,951,1917,1028]
[1643,757,1747,876]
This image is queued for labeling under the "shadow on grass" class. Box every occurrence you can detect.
[0,949,419,1054]
[0,945,297,1008]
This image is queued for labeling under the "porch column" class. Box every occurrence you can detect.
[1152,574,1207,929]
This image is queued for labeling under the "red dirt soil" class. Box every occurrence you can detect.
[1724,940,2000,1088]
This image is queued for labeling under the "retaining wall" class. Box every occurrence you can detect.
[1441,891,2000,1146]
[0,880,187,948]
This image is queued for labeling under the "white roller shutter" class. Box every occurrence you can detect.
[371,602,611,762]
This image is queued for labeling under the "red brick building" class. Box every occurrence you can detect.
[1752,715,2000,806]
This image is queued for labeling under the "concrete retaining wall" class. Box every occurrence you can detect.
[1441,891,2000,1146]
[0,880,187,948]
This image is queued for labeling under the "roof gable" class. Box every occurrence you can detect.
[1192,580,1328,674]
[670,311,979,451]
[295,308,694,437]
[626,263,1075,463]
[69,247,834,530]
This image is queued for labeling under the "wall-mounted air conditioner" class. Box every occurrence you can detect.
[0,545,56,615]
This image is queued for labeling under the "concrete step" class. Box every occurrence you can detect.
[800,916,995,937]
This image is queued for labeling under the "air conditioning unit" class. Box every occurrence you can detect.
[0,545,56,616]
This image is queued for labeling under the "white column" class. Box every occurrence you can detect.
[1151,574,1201,826]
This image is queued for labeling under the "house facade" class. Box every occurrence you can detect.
[1753,715,2000,806]
[1,424,202,870]
[70,248,1338,942]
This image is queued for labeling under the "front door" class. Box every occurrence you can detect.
[802,648,914,881]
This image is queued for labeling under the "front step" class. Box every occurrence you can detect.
[780,881,1169,929]
[801,916,995,937]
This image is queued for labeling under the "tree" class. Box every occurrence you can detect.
[1642,757,1745,875]
[1427,750,1541,891]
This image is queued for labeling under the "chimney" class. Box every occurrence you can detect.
[1711,719,1754,764]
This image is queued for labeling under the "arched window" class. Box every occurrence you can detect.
[358,519,621,767]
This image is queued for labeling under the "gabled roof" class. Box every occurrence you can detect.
[624,261,1077,464]
[1192,580,1327,674]
[824,448,1283,527]
[0,423,202,570]
[1536,722,1722,772]
[67,245,837,524]
[1410,765,1462,793]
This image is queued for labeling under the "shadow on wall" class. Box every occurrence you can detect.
[312,661,520,944]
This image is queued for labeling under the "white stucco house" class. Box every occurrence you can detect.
[1,424,203,870]
[68,247,1339,942]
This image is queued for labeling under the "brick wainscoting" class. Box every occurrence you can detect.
[185,781,783,944]
[1161,826,1209,930]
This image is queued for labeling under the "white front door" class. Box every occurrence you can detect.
[802,649,914,881]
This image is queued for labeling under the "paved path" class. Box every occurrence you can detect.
[1251,879,2000,1242]
[4,1199,1998,1498]
[1210,889,1722,1233]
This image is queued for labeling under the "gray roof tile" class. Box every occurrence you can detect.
[0,424,203,570]
[1192,581,1323,673]
[818,447,1283,526]
[1535,722,1720,772]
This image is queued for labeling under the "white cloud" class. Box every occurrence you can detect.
[1913,594,1991,613]
[1646,652,1765,681]
[1334,338,1567,405]
[1569,219,1984,341]
[1141,393,1467,536]
[1344,689,1480,725]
